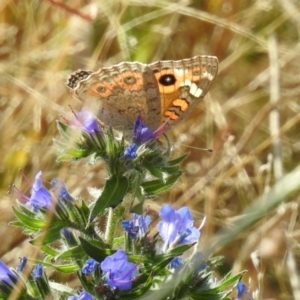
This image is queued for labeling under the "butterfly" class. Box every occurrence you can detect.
[66,56,218,134]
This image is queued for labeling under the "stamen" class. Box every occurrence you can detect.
[19,168,32,188]
[8,183,29,204]
[68,104,76,116]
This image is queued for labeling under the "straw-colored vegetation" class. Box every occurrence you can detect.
[1,0,300,299]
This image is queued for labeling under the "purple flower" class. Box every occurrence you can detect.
[157,204,200,251]
[169,257,183,270]
[0,260,18,286]
[67,291,93,300]
[16,257,27,272]
[133,116,155,144]
[32,264,43,278]
[121,214,151,239]
[51,178,74,201]
[100,250,137,290]
[82,259,97,275]
[27,171,52,211]
[123,143,138,160]
[71,107,100,134]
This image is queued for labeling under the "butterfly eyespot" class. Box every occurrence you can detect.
[124,76,137,85]
[159,74,176,86]
[96,86,106,93]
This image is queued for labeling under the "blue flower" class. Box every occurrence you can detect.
[0,260,18,286]
[82,259,97,275]
[51,178,74,201]
[123,143,138,160]
[16,257,27,272]
[28,171,52,211]
[71,107,100,134]
[32,264,43,278]
[157,204,200,251]
[61,228,72,240]
[236,281,251,299]
[100,250,137,290]
[67,290,93,300]
[169,257,183,270]
[121,220,138,239]
[133,116,155,144]
[60,228,78,247]
[121,214,151,239]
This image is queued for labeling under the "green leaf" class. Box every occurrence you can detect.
[168,153,189,166]
[188,271,246,299]
[49,282,74,294]
[52,264,79,273]
[32,260,79,273]
[56,120,69,134]
[89,176,129,220]
[56,245,85,260]
[113,235,125,248]
[135,256,173,285]
[79,237,115,262]
[12,206,46,229]
[41,245,60,257]
[30,222,65,245]
[214,271,246,292]
[162,243,196,260]
[133,244,195,267]
[9,220,23,227]
[159,165,181,174]
[141,172,182,195]
[8,221,39,235]
[130,201,144,214]
[143,161,164,180]
[18,204,38,218]
[120,272,154,299]
[152,257,174,272]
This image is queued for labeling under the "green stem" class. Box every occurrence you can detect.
[105,208,116,247]
[105,206,125,247]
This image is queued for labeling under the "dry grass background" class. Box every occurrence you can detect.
[1,0,300,299]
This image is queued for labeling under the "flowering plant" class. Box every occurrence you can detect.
[2,109,249,299]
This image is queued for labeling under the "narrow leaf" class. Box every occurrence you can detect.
[168,153,189,166]
[30,223,65,245]
[49,282,74,294]
[56,246,85,259]
[32,260,79,273]
[142,172,181,195]
[79,237,115,262]
[89,176,128,220]
[143,161,164,180]
[12,206,46,229]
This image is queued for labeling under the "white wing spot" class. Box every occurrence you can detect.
[190,84,202,97]
[179,80,202,97]
[202,71,214,81]
[175,68,185,77]
[179,79,192,87]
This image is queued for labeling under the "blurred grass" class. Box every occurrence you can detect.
[1,0,300,299]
